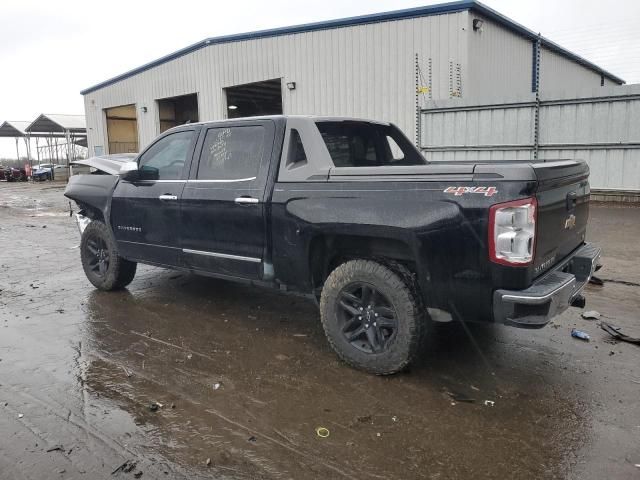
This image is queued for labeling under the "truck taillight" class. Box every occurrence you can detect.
[489,197,537,266]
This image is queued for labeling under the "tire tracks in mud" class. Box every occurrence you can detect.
[1,383,191,479]
[85,326,371,480]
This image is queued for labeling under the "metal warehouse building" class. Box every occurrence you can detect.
[81,0,624,156]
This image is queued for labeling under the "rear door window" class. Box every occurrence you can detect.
[197,126,266,180]
[316,121,425,167]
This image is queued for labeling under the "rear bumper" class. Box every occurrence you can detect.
[493,243,602,329]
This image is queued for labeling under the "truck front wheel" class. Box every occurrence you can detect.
[320,259,424,375]
[80,221,137,291]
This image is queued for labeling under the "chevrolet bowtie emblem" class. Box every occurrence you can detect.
[564,214,576,230]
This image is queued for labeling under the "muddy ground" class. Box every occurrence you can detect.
[0,182,638,480]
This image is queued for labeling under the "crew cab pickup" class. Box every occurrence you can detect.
[65,116,601,374]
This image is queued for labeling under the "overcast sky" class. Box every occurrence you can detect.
[1,0,639,158]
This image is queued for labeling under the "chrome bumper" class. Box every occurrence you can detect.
[493,243,602,329]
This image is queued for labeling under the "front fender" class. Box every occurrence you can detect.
[64,174,120,226]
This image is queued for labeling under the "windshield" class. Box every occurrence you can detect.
[316,121,426,168]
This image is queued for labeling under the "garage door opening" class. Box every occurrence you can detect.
[225,79,283,119]
[105,105,138,154]
[157,93,199,133]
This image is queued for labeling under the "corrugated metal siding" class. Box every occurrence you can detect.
[539,47,606,92]
[465,13,532,99]
[84,11,469,154]
[466,16,618,99]
[420,84,640,191]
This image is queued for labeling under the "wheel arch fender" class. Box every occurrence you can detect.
[64,174,120,227]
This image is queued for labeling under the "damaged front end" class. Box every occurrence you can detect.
[66,154,137,233]
[75,212,92,234]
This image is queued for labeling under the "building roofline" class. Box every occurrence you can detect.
[468,2,624,84]
[80,0,624,95]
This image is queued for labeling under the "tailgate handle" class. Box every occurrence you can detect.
[566,191,578,211]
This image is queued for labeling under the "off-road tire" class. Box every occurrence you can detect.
[320,259,424,375]
[80,220,137,291]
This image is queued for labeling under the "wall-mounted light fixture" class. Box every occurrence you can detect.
[141,106,148,113]
[472,19,484,32]
[228,105,238,110]
[286,82,297,90]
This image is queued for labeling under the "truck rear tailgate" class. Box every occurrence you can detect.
[532,160,590,277]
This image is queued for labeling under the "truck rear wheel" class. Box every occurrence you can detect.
[320,259,424,375]
[80,221,137,291]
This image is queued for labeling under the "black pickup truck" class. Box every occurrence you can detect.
[66,116,601,374]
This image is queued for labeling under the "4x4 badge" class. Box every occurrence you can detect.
[444,186,498,197]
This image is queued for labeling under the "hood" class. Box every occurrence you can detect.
[71,153,137,175]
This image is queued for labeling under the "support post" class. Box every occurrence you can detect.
[415,53,420,149]
[65,130,72,179]
[533,33,542,161]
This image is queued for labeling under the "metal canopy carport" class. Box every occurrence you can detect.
[0,121,33,167]
[25,114,87,177]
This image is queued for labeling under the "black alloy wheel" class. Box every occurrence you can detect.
[320,259,424,375]
[86,235,111,279]
[80,220,137,291]
[337,282,398,353]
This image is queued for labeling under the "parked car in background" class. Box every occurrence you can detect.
[5,166,27,182]
[0,166,6,181]
[31,164,67,181]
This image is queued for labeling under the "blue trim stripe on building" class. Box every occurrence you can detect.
[80,0,624,95]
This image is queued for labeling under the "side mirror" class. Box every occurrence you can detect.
[119,161,139,181]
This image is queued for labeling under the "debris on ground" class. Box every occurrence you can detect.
[134,472,143,478]
[484,400,495,407]
[247,436,257,442]
[571,329,590,341]
[213,382,221,390]
[46,445,64,452]
[445,390,475,403]
[581,310,601,320]
[315,427,330,438]
[356,415,372,423]
[18,413,23,418]
[112,459,137,475]
[148,402,163,412]
[206,458,211,466]
[601,321,640,345]
[121,366,132,377]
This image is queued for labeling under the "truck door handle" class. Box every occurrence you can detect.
[158,194,178,201]
[234,196,260,205]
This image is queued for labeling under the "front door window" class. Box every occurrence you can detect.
[138,131,194,180]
